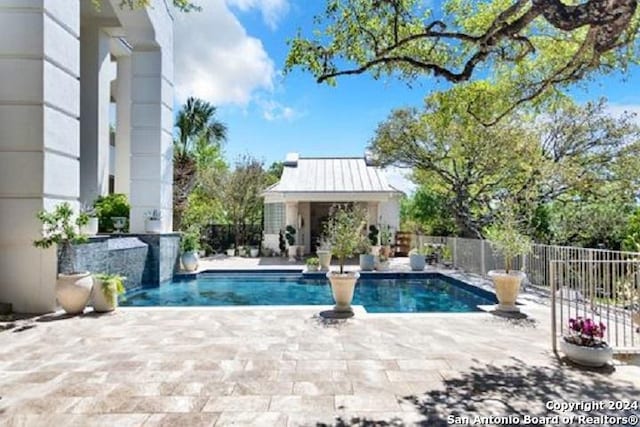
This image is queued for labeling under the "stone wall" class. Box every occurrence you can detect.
[59,233,180,290]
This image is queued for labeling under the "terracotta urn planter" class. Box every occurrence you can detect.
[56,272,93,314]
[317,250,332,271]
[488,270,525,312]
[327,271,360,312]
[560,339,613,367]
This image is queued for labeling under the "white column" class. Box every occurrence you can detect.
[0,0,80,313]
[80,24,111,204]
[129,48,173,233]
[114,54,132,196]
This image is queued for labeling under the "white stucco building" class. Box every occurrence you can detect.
[0,0,174,313]
[262,153,403,254]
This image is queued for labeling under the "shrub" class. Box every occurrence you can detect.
[94,194,130,232]
[181,228,200,253]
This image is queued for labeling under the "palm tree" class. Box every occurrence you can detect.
[173,97,227,231]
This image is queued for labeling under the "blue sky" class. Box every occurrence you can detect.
[173,0,640,190]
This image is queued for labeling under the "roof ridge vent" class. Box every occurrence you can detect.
[284,152,299,167]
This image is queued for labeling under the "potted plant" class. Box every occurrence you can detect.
[226,245,235,257]
[316,237,332,271]
[484,208,532,313]
[368,225,380,256]
[250,246,260,257]
[94,193,129,233]
[325,204,367,313]
[285,225,297,261]
[181,228,200,272]
[620,280,640,332]
[440,246,453,268]
[379,225,394,257]
[408,244,427,271]
[33,202,93,315]
[358,237,375,271]
[111,216,127,233]
[79,203,99,236]
[144,209,162,233]
[376,253,390,271]
[560,317,613,367]
[306,257,320,272]
[92,273,126,312]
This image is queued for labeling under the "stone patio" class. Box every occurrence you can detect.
[1,296,639,426]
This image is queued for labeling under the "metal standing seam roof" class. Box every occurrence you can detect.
[264,157,403,194]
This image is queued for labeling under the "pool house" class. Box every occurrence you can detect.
[262,153,403,254]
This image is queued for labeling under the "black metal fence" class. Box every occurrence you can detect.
[202,224,263,254]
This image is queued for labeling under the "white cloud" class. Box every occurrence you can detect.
[174,0,275,106]
[226,0,289,30]
[385,167,417,195]
[259,99,302,121]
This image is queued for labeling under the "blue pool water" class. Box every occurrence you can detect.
[121,273,496,313]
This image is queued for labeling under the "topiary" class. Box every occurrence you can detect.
[94,193,130,232]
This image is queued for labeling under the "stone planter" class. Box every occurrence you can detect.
[80,217,99,236]
[327,271,360,313]
[287,246,298,261]
[359,254,375,271]
[181,251,199,272]
[91,277,118,313]
[317,250,332,270]
[560,339,613,367]
[145,219,162,234]
[488,270,525,312]
[306,264,319,272]
[250,248,259,258]
[56,272,93,315]
[409,254,426,271]
[226,248,235,257]
[376,259,390,271]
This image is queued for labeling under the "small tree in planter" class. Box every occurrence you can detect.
[560,317,613,367]
[33,202,93,314]
[92,273,126,313]
[285,225,297,261]
[316,236,332,271]
[358,236,374,271]
[484,206,532,313]
[181,228,200,272]
[324,204,367,313]
[368,225,380,255]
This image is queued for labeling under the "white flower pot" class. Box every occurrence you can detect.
[80,217,99,236]
[488,270,525,312]
[91,277,118,313]
[181,251,199,272]
[409,254,426,271]
[327,271,360,313]
[306,265,319,272]
[250,248,259,257]
[317,251,332,270]
[359,254,375,271]
[145,218,162,234]
[56,272,93,315]
[226,249,235,256]
[560,339,613,367]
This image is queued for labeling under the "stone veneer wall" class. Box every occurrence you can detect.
[59,233,180,290]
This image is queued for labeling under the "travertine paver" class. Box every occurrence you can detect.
[0,301,639,427]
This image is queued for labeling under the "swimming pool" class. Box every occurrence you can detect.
[121,272,496,313]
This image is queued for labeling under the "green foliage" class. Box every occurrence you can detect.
[94,194,130,233]
[33,203,88,249]
[401,188,457,236]
[305,257,320,267]
[379,225,394,247]
[622,208,640,252]
[181,228,200,253]
[33,202,88,275]
[285,225,296,246]
[286,0,640,124]
[484,206,532,273]
[279,230,286,255]
[324,204,367,273]
[265,162,285,186]
[367,225,379,246]
[95,273,126,303]
[108,0,201,13]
